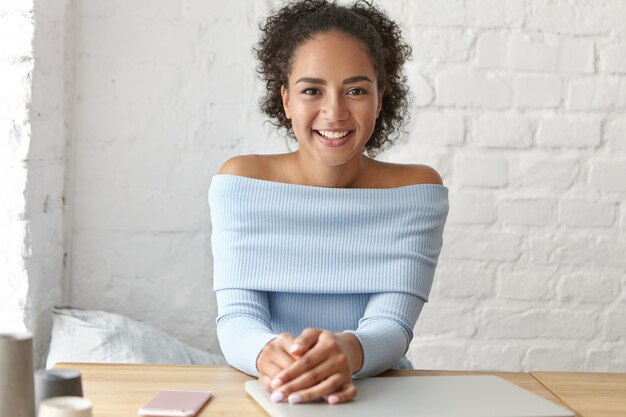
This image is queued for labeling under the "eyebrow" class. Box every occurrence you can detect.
[294,75,373,85]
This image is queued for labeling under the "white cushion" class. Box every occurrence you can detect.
[46,306,226,368]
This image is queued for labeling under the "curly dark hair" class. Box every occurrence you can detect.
[255,0,412,156]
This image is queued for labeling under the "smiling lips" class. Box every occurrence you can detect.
[314,129,353,147]
[316,130,351,139]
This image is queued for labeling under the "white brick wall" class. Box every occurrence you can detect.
[0,0,70,367]
[1,1,35,333]
[381,0,626,371]
[2,0,625,371]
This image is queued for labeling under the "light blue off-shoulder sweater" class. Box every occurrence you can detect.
[209,174,448,378]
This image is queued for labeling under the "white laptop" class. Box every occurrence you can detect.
[245,375,575,417]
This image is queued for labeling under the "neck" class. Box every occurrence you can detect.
[291,151,370,188]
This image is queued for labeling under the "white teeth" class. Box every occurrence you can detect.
[317,130,350,139]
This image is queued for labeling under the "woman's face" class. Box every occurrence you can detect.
[281,31,383,167]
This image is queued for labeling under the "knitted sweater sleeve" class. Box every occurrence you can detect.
[347,292,424,378]
[215,288,277,377]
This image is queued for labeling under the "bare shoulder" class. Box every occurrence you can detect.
[368,160,443,187]
[400,164,443,186]
[218,154,286,180]
[218,155,260,176]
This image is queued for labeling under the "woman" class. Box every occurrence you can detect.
[209,0,448,405]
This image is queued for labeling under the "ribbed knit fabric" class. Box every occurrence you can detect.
[209,174,448,378]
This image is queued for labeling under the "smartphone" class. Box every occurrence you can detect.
[138,389,212,417]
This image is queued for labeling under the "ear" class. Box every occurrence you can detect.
[376,90,384,118]
[281,84,291,119]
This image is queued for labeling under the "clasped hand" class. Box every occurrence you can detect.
[256,328,360,404]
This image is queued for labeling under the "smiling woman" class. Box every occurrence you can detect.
[209,0,448,407]
[280,31,382,170]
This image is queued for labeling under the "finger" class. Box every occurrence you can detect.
[259,334,298,372]
[289,328,323,356]
[271,344,330,390]
[259,373,273,390]
[269,347,297,370]
[260,362,282,382]
[326,383,357,404]
[278,352,350,397]
[286,373,347,404]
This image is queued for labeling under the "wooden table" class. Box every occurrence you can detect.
[531,372,626,417]
[55,363,626,417]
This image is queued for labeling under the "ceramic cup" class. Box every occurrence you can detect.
[35,369,83,412]
[0,333,35,417]
[38,396,93,417]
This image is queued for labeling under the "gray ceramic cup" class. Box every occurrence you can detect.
[35,369,83,413]
[0,333,35,417]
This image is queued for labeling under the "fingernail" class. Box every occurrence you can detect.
[289,344,301,354]
[328,395,339,404]
[288,394,302,404]
[270,378,282,389]
[271,391,285,403]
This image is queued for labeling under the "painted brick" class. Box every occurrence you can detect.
[409,28,475,64]
[455,154,509,187]
[477,32,507,68]
[497,265,558,301]
[402,0,467,26]
[590,160,626,192]
[600,44,626,74]
[481,307,597,340]
[558,199,616,227]
[469,0,525,28]
[436,73,512,108]
[446,192,495,224]
[568,78,626,110]
[510,155,579,191]
[479,35,593,73]
[505,36,559,72]
[558,38,594,74]
[514,75,562,108]
[603,306,626,341]
[551,235,626,269]
[526,347,585,371]
[500,198,556,226]
[557,270,620,305]
[536,117,601,148]
[441,228,523,262]
[586,349,626,372]
[468,344,525,371]
[604,115,626,151]
[405,65,434,106]
[414,302,478,338]
[527,235,554,268]
[527,1,626,35]
[411,111,464,146]
[435,260,496,299]
[473,114,533,148]
[408,342,470,370]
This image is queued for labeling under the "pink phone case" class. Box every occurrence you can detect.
[138,389,212,417]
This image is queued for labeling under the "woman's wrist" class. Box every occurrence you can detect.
[334,332,363,374]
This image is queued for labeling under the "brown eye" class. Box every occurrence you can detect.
[301,88,320,95]
[347,88,367,96]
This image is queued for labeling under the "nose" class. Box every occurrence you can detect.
[321,92,349,121]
